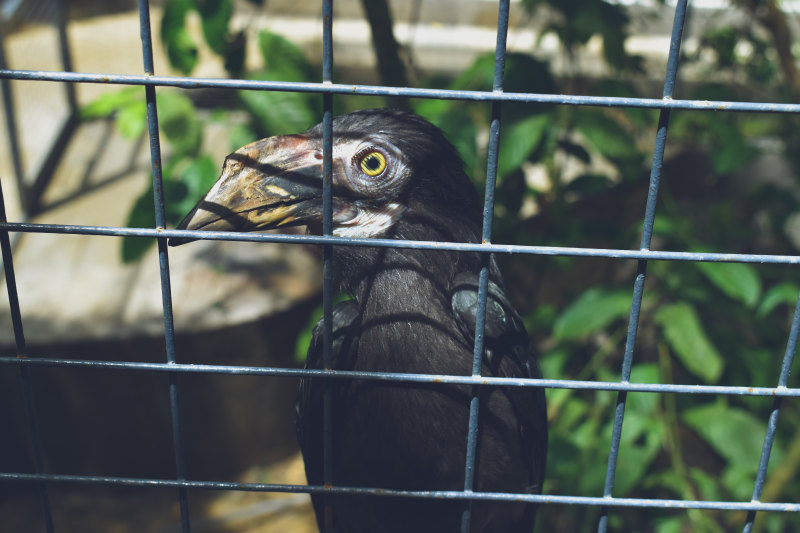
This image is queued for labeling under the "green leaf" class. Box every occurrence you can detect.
[241,31,319,136]
[497,114,549,178]
[81,88,146,139]
[537,346,568,383]
[757,282,799,318]
[563,173,614,195]
[258,30,316,82]
[84,88,203,151]
[240,78,321,136]
[554,288,632,340]
[688,467,722,502]
[161,0,199,74]
[414,102,479,177]
[722,463,757,500]
[122,161,210,262]
[614,411,663,495]
[710,121,758,174]
[157,90,203,156]
[222,30,247,76]
[228,123,258,152]
[433,110,478,179]
[194,0,233,55]
[590,80,652,126]
[80,87,143,119]
[628,364,661,415]
[122,188,157,263]
[695,261,762,307]
[683,401,764,469]
[651,216,679,239]
[571,417,602,454]
[115,100,148,139]
[575,109,640,162]
[452,53,555,117]
[655,302,724,383]
[169,155,220,219]
[654,516,684,533]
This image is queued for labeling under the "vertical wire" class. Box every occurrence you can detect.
[321,1,335,531]
[137,1,190,531]
[460,1,510,531]
[742,291,800,532]
[0,180,54,533]
[597,1,688,532]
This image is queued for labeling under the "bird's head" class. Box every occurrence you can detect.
[169,109,481,246]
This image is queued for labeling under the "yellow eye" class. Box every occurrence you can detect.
[359,151,387,177]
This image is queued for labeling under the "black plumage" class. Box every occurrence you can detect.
[170,109,547,532]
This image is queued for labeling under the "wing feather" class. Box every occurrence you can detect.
[450,272,547,494]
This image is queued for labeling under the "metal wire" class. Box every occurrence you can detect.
[743,289,800,532]
[0,69,800,114]
[4,68,800,113]
[3,470,800,513]
[598,2,689,531]
[1,1,800,532]
[0,182,54,533]
[5,220,800,264]
[320,1,335,530]
[0,354,799,397]
[461,1,511,530]
[136,0,191,530]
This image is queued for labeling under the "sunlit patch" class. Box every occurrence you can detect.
[333,202,405,238]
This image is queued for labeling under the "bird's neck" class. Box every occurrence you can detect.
[330,209,500,375]
[338,246,456,311]
[335,204,483,306]
[337,246,472,375]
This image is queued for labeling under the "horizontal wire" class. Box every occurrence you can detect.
[0,356,797,397]
[2,69,800,114]
[4,28,800,521]
[2,221,800,265]
[4,3,799,526]
[1,472,799,513]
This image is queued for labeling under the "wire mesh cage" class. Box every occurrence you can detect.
[2,0,800,532]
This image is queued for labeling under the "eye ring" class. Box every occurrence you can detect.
[358,150,387,177]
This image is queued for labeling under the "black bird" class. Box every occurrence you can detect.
[170,109,547,533]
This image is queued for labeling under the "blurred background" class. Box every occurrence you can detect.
[1,0,800,531]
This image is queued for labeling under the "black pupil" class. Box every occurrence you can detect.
[366,155,380,170]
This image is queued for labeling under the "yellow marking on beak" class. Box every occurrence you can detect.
[246,204,297,228]
[265,184,293,198]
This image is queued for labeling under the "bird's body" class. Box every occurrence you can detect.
[171,109,546,532]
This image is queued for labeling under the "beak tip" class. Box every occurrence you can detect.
[168,237,192,247]
[169,213,197,246]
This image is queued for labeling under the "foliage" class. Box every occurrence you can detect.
[83,86,221,260]
[84,1,320,261]
[161,0,247,76]
[513,3,800,530]
[522,0,649,72]
[415,2,800,531]
[80,1,800,530]
[239,31,322,137]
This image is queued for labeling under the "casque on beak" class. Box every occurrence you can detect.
[168,134,324,246]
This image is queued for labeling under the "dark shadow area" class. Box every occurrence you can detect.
[0,294,320,496]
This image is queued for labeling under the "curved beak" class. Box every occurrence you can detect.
[169,134,323,246]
